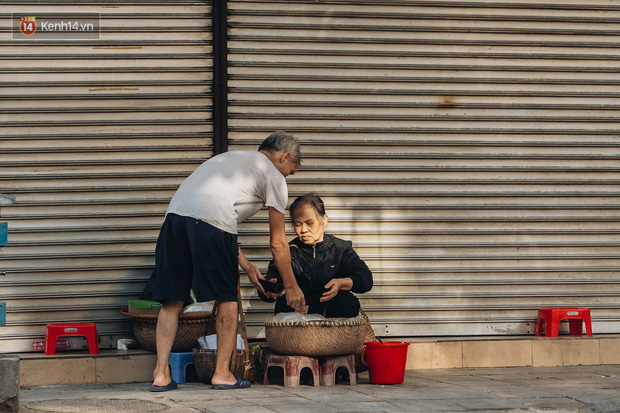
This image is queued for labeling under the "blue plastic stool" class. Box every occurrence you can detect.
[169,352,194,384]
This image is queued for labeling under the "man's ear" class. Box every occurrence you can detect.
[279,151,291,163]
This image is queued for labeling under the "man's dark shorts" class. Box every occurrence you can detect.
[152,213,239,303]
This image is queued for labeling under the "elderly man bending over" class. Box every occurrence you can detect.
[150,131,305,391]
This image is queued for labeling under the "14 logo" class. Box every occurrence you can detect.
[20,16,36,36]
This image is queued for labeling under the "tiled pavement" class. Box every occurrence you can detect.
[19,365,620,413]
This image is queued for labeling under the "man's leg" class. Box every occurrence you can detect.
[210,300,239,385]
[152,300,184,386]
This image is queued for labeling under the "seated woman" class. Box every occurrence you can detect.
[260,193,372,318]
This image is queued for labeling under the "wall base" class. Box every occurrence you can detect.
[17,349,156,387]
[11,334,620,386]
[401,334,620,370]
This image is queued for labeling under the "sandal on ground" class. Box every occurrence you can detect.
[211,377,251,390]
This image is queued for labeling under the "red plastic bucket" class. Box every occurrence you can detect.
[362,341,410,384]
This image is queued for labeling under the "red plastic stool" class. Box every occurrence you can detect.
[44,322,99,355]
[536,308,593,337]
[319,354,357,386]
[263,354,320,387]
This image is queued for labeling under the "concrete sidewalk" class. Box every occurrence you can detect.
[18,364,620,413]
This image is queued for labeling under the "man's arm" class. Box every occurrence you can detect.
[268,207,305,310]
[238,246,266,294]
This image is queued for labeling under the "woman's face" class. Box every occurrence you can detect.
[292,203,328,246]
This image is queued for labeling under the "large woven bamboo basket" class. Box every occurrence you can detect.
[120,310,211,352]
[265,318,367,357]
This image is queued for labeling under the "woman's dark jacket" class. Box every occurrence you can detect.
[262,234,373,307]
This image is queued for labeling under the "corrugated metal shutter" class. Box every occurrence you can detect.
[0,1,213,352]
[228,0,620,337]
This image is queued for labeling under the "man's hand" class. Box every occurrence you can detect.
[285,283,306,311]
[245,262,267,294]
[238,246,268,294]
[320,278,353,302]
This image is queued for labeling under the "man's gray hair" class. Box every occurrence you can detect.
[258,130,302,164]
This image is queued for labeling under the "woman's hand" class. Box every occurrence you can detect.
[320,278,353,302]
[263,278,285,301]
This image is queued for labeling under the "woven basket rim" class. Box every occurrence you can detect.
[193,347,217,353]
[192,347,245,353]
[264,318,366,328]
[120,309,211,321]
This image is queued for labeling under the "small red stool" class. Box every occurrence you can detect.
[536,308,593,337]
[263,354,320,387]
[319,354,357,386]
[44,322,99,355]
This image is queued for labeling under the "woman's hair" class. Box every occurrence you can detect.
[289,193,326,220]
[258,130,302,164]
